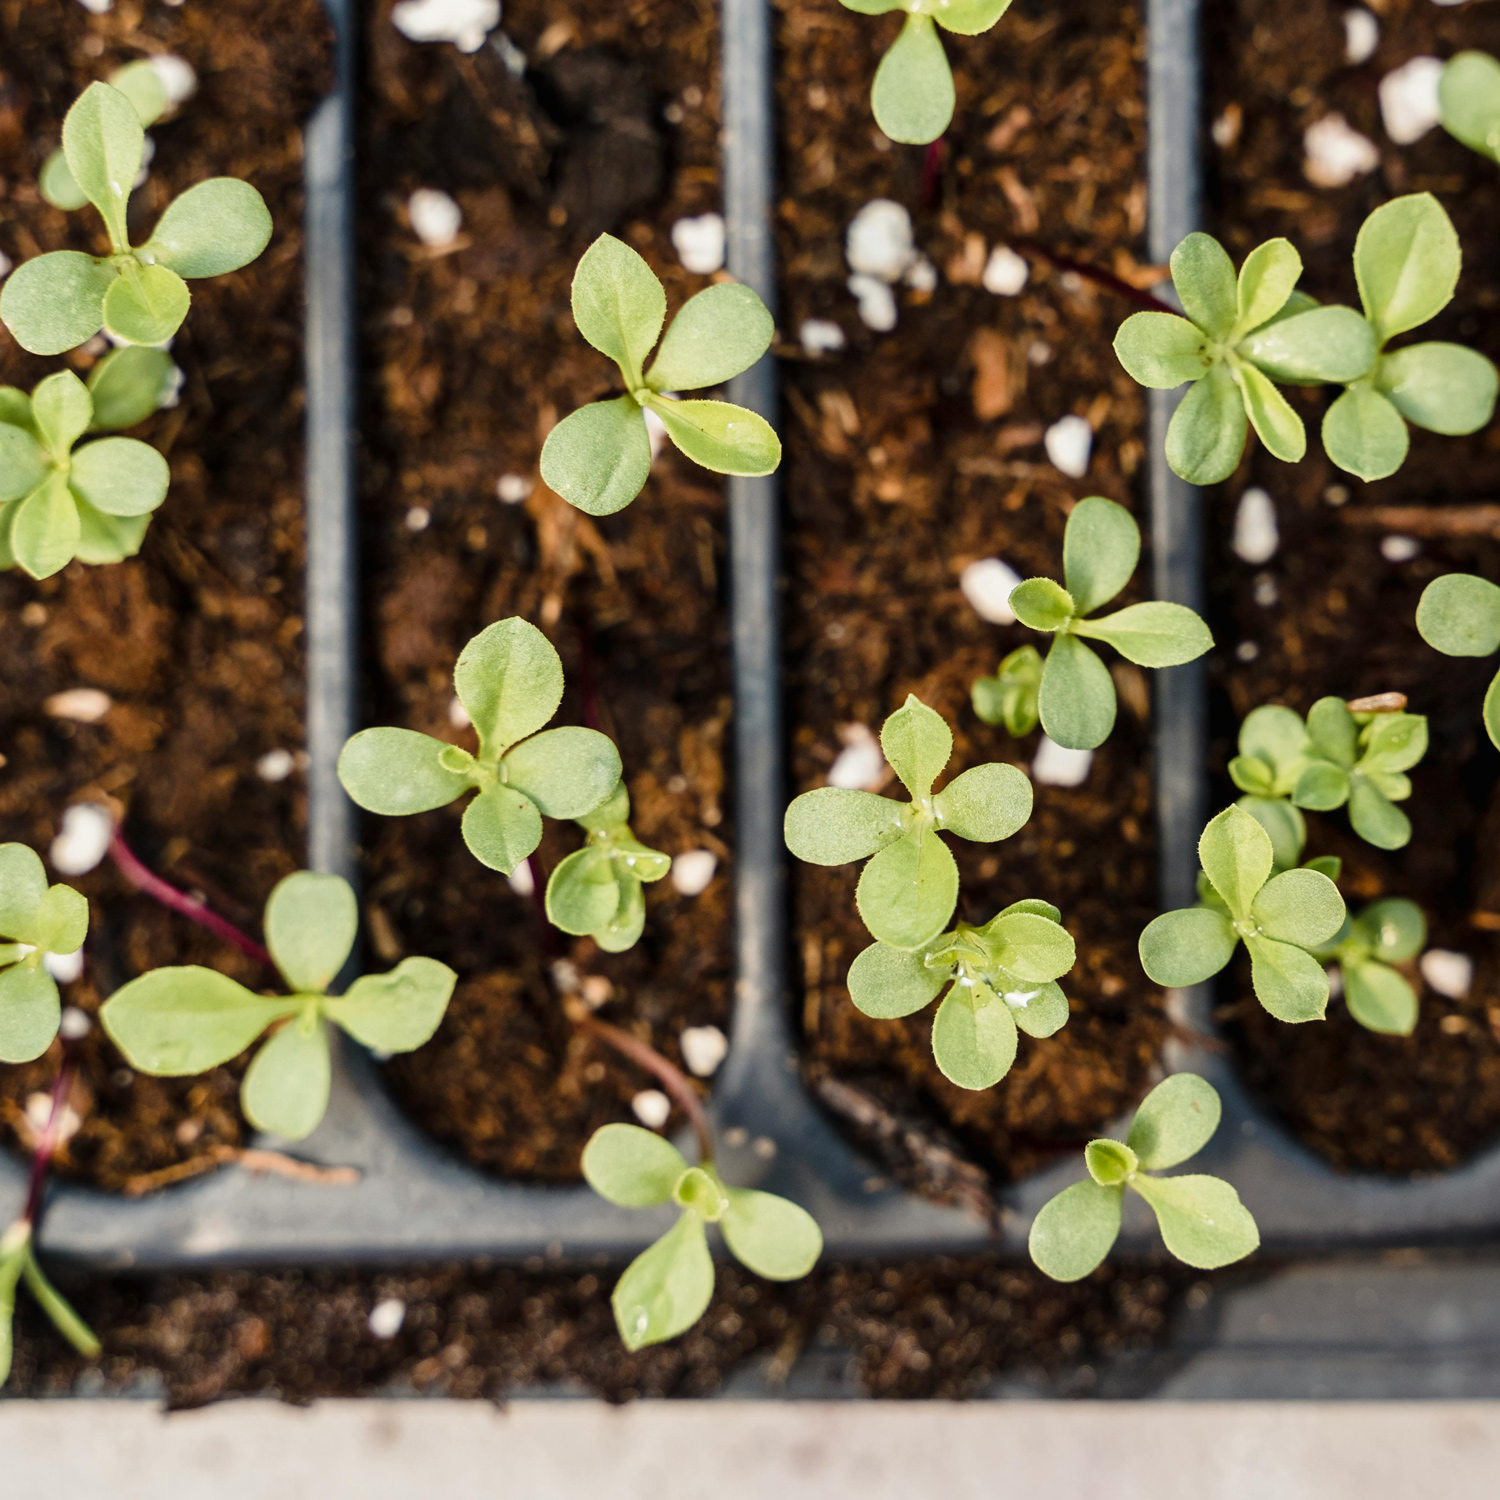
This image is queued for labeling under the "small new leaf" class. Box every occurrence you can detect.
[0,843,88,1063]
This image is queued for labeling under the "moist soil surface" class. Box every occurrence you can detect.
[777,0,1170,1190]
[0,0,334,1191]
[1205,0,1500,1173]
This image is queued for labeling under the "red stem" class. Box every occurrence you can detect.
[1012,236,1179,315]
[920,139,944,210]
[109,831,273,970]
[573,1012,714,1165]
[22,1046,73,1226]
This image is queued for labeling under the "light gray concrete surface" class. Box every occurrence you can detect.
[5,1399,1500,1498]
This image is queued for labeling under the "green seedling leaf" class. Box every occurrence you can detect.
[644,396,781,477]
[1085,1139,1137,1186]
[1418,573,1500,657]
[1440,50,1500,162]
[540,397,654,517]
[1199,804,1272,920]
[1234,237,1301,336]
[1376,343,1499,435]
[1028,1178,1123,1282]
[32,371,93,457]
[0,252,116,356]
[1251,867,1345,948]
[612,1213,714,1351]
[40,149,90,212]
[324,957,457,1052]
[1321,385,1410,481]
[983,910,1075,982]
[1245,935,1330,1022]
[881,694,953,797]
[1131,1173,1260,1269]
[1239,306,1376,385]
[1038,634,1116,750]
[571,234,666,388]
[932,983,1019,1089]
[582,1123,688,1207]
[1354,193,1461,343]
[720,1188,823,1280]
[1291,760,1349,811]
[1112,312,1212,390]
[0,966,63,1065]
[241,1011,331,1140]
[1165,361,1247,485]
[546,847,622,936]
[1076,601,1214,668]
[68,438,170,516]
[337,728,474,814]
[1138,905,1238,988]
[87,345,177,431]
[1011,981,1069,1037]
[784,788,904,865]
[871,15,955,146]
[846,939,948,1019]
[1234,361,1306,462]
[1237,796,1306,870]
[646,282,775,392]
[102,263,191,346]
[934,0,1014,34]
[1063,495,1140,614]
[1126,1073,1221,1170]
[1348,777,1411,849]
[856,830,959,950]
[108,59,170,127]
[30,885,88,956]
[971,645,1042,737]
[265,872,358,994]
[143,178,273,279]
[0,425,48,505]
[62,82,144,250]
[1305,697,1359,768]
[932,762,1032,842]
[1172,233,1238,340]
[0,844,49,937]
[1010,577,1075,633]
[1345,960,1418,1035]
[1354,897,1426,964]
[503,726,622,819]
[461,785,544,874]
[11,473,81,581]
[595,875,647,953]
[456,616,565,753]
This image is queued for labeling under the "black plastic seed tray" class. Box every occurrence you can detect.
[5,0,1500,1297]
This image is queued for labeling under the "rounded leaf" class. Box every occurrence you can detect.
[1165,361,1248,485]
[1238,795,1306,872]
[611,1213,713,1351]
[455,616,564,753]
[0,252,115,356]
[107,59,170,128]
[1199,803,1273,919]
[0,844,49,940]
[1376,342,1498,436]
[1127,1073,1222,1170]
[11,473,81,581]
[87,345,177,431]
[931,984,1019,1090]
[0,424,48,506]
[540,398,653,517]
[241,1014,332,1141]
[932,0,1013,35]
[856,829,959,950]
[1077,601,1213,668]
[1360,712,1427,774]
[1171,233,1237,340]
[1354,897,1425,964]
[1291,760,1350,811]
[265,872,357,994]
[583,1123,688,1208]
[1132,1173,1259,1270]
[1140,905,1238,987]
[1239,704,1308,779]
[1028,1178,1123,1282]
[1010,980,1070,1038]
[31,370,93,458]
[1245,935,1329,1022]
[721,1188,822,1280]
[1251,867,1345,948]
[1010,576,1075,632]
[1344,960,1418,1036]
[871,15,954,146]
[1440,51,1500,161]
[646,396,781,477]
[1233,362,1305,463]
[62,82,143,249]
[1112,311,1211,390]
[933,762,1032,843]
[1417,573,1500,658]
[846,939,949,1019]
[1486,666,1500,750]
[1239,305,1376,385]
[1063,496,1140,615]
[784,787,903,866]
[325,956,458,1053]
[30,884,88,956]
[502,726,622,820]
[68,437,169,517]
[144,178,273,278]
[39,148,89,212]
[1321,385,1409,482]
[1233,237,1301,336]
[337,727,473,815]
[985,910,1075,982]
[1348,777,1411,850]
[646,282,775,392]
[0,964,62,1064]
[75,499,150,566]
[1038,634,1116,751]
[570,233,666,386]
[102,263,191,346]
[881,694,953,798]
[595,871,647,953]
[460,786,543,875]
[545,847,623,936]
[1354,193,1460,343]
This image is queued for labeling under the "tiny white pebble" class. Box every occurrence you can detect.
[1236,641,1260,661]
[76,0,112,12]
[45,688,112,723]
[670,213,726,275]
[644,405,669,458]
[496,473,532,504]
[44,949,85,984]
[1421,949,1472,999]
[679,1024,729,1077]
[160,363,185,409]
[0,250,11,279]
[1028,341,1053,366]
[25,1093,81,1143]
[149,54,198,105]
[1327,964,1344,1000]
[1380,56,1444,145]
[1032,737,1093,788]
[507,859,536,898]
[1253,573,1278,607]
[903,254,938,293]
[751,1135,778,1160]
[960,557,1022,625]
[492,31,527,78]
[631,1089,672,1129]
[981,245,1029,296]
[60,1007,93,1041]
[550,959,581,995]
[1233,487,1279,564]
[1343,8,1379,65]
[580,974,613,1008]
[392,0,499,51]
[799,318,846,357]
[408,188,463,249]
[1212,108,1242,150]
[256,749,295,782]
[1044,414,1092,478]
[405,505,431,531]
[49,803,114,876]
[448,697,472,729]
[845,199,915,282]
[1304,114,1380,187]
[827,726,887,791]
[848,273,898,332]
[367,1299,407,1340]
[1381,534,1421,563]
[671,850,718,896]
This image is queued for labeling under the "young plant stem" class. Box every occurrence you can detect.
[571,1011,714,1166]
[1012,237,1178,314]
[921,139,944,211]
[22,1044,74,1228]
[109,830,273,969]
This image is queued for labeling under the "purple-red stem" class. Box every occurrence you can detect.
[109,830,273,970]
[22,1046,73,1227]
[1012,237,1178,315]
[920,139,944,210]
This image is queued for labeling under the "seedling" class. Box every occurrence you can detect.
[783,695,1032,950]
[1314,898,1425,1037]
[582,1122,821,1349]
[40,60,175,212]
[1440,51,1500,165]
[1416,573,1500,747]
[838,0,1014,145]
[101,872,457,1140]
[545,785,670,952]
[1138,804,1345,1022]
[1114,196,1497,484]
[0,844,88,1063]
[0,1217,101,1386]
[986,497,1213,749]
[0,81,271,355]
[539,235,780,516]
[1229,698,1428,852]
[846,898,1074,1090]
[0,368,170,579]
[1028,1073,1260,1280]
[971,645,1042,738]
[338,618,623,879]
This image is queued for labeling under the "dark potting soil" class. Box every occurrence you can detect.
[776,0,1171,1190]
[4,1253,1185,1402]
[0,0,334,1191]
[1205,0,1500,1173]
[357,0,735,1177]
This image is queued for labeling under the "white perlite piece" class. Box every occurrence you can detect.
[150,54,198,105]
[671,213,726,275]
[904,255,938,294]
[392,0,499,52]
[982,245,1029,296]
[76,0,111,12]
[679,1025,729,1077]
[496,473,532,503]
[507,859,536,898]
[1343,8,1379,65]
[845,199,916,282]
[405,506,431,531]
[1305,114,1380,187]
[828,725,886,791]
[1233,487,1279,564]
[1044,415,1092,478]
[644,405,669,458]
[50,803,114,877]
[631,1089,672,1129]
[800,319,846,357]
[960,557,1022,625]
[368,1299,407,1340]
[847,274,898,332]
[1380,56,1444,144]
[59,1007,93,1041]
[1033,736,1093,788]
[448,696,472,728]
[1421,949,1473,999]
[256,749,295,782]
[44,950,85,985]
[671,850,718,896]
[408,188,463,248]
[0,251,11,279]
[45,688,112,723]
[25,1092,82,1144]
[1381,535,1421,562]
